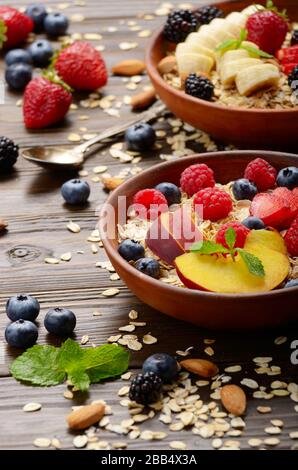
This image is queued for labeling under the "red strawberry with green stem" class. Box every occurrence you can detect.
[23,72,72,129]
[0,6,33,48]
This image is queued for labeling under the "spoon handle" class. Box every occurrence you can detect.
[75,101,167,160]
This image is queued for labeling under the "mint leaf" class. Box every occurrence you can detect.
[237,249,265,277]
[190,240,229,255]
[239,28,248,42]
[86,344,130,383]
[240,44,273,58]
[216,38,238,52]
[225,227,236,251]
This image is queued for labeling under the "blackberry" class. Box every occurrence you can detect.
[163,9,198,44]
[288,65,298,92]
[291,29,298,46]
[194,5,224,25]
[129,371,162,405]
[0,137,19,171]
[185,73,214,101]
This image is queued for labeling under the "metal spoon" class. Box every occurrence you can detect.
[22,101,166,170]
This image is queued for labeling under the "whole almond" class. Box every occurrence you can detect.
[131,87,156,110]
[102,176,124,191]
[0,219,8,232]
[157,55,177,75]
[112,59,146,76]
[67,403,105,430]
[220,384,246,416]
[180,358,219,378]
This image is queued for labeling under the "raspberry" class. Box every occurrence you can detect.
[133,189,168,220]
[193,187,233,222]
[216,222,250,249]
[284,217,298,257]
[244,158,277,191]
[180,163,215,197]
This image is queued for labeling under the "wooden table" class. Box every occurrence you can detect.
[0,0,297,451]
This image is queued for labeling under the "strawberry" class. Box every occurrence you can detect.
[282,63,298,75]
[276,45,298,64]
[54,41,108,91]
[246,1,288,55]
[284,217,298,257]
[23,72,72,129]
[272,187,298,226]
[250,192,292,228]
[0,6,33,48]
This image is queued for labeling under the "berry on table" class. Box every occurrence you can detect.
[216,222,250,249]
[142,353,178,383]
[118,239,145,262]
[61,179,90,205]
[44,307,76,337]
[185,73,214,101]
[232,178,258,201]
[291,30,298,46]
[125,123,156,152]
[0,6,33,48]
[133,188,168,220]
[154,182,181,205]
[284,217,298,257]
[193,187,233,222]
[244,158,277,191]
[163,9,198,44]
[180,163,215,197]
[5,63,32,91]
[5,49,32,66]
[28,39,53,67]
[242,216,266,230]
[44,12,68,37]
[6,294,40,322]
[276,166,298,189]
[135,258,161,279]
[25,4,48,32]
[5,320,38,349]
[0,136,19,171]
[284,279,298,288]
[194,5,224,25]
[129,371,162,405]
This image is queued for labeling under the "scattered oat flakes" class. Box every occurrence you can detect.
[118,386,130,397]
[23,402,42,412]
[101,288,119,297]
[241,378,259,389]
[119,324,135,332]
[44,257,60,265]
[121,372,132,380]
[274,336,287,345]
[119,42,138,50]
[93,165,108,174]
[224,365,242,373]
[73,435,88,448]
[67,133,81,142]
[84,33,102,40]
[248,438,263,447]
[60,252,72,261]
[67,221,81,233]
[128,309,138,320]
[204,346,214,356]
[33,438,51,448]
[143,334,157,345]
[257,406,272,414]
[63,390,74,400]
[264,437,280,446]
[169,441,187,450]
[80,335,89,345]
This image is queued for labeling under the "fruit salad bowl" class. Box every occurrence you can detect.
[145,0,298,150]
[100,151,298,330]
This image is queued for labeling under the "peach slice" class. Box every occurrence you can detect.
[175,230,290,293]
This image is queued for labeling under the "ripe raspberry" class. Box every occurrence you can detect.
[216,222,250,249]
[244,158,277,191]
[284,217,298,257]
[180,163,215,197]
[133,189,168,220]
[193,187,232,222]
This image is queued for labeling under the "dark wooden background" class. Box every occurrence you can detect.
[0,0,297,450]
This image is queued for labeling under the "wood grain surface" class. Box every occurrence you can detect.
[0,0,297,451]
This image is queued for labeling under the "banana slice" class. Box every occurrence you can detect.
[176,42,215,61]
[220,58,261,88]
[209,18,240,37]
[177,52,214,76]
[235,63,280,96]
[205,25,236,44]
[188,31,218,49]
[242,4,264,16]
[217,48,250,71]
[226,12,247,30]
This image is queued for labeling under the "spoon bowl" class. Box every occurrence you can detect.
[22,146,83,169]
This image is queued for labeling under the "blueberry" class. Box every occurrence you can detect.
[142,353,178,383]
[44,12,69,37]
[125,123,156,151]
[284,279,298,289]
[5,320,38,349]
[5,63,32,91]
[61,179,90,205]
[6,294,40,322]
[28,39,53,67]
[155,182,181,205]
[242,216,266,230]
[276,167,298,190]
[44,307,76,337]
[5,49,32,66]
[25,4,48,32]
[135,257,160,279]
[232,178,258,201]
[118,239,145,262]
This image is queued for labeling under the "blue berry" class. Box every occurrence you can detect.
[155,182,181,205]
[25,4,48,32]
[44,12,69,37]
[284,279,298,289]
[61,179,90,205]
[242,216,266,230]
[276,167,298,190]
[28,39,53,67]
[232,178,258,201]
[5,320,38,349]
[143,353,178,383]
[5,63,32,91]
[118,239,145,262]
[135,257,160,278]
[6,294,40,322]
[125,123,156,151]
[44,307,76,337]
[5,49,32,66]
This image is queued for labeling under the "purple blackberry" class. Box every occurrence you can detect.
[163,9,198,44]
[0,136,19,171]
[185,73,214,101]
[194,5,224,25]
[129,371,162,405]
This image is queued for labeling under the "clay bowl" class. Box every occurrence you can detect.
[146,0,298,150]
[100,151,298,330]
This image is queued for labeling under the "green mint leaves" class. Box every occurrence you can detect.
[10,339,129,392]
[190,227,265,278]
[0,19,7,49]
[216,29,273,58]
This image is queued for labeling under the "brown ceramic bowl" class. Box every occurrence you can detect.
[146,0,298,150]
[100,151,298,330]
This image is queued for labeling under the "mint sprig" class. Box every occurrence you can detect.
[216,29,273,58]
[190,227,265,278]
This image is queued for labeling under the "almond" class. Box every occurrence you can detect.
[112,59,146,76]
[220,384,246,416]
[67,403,105,430]
[102,176,124,191]
[131,87,156,110]
[0,219,8,232]
[180,358,219,378]
[157,55,177,75]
